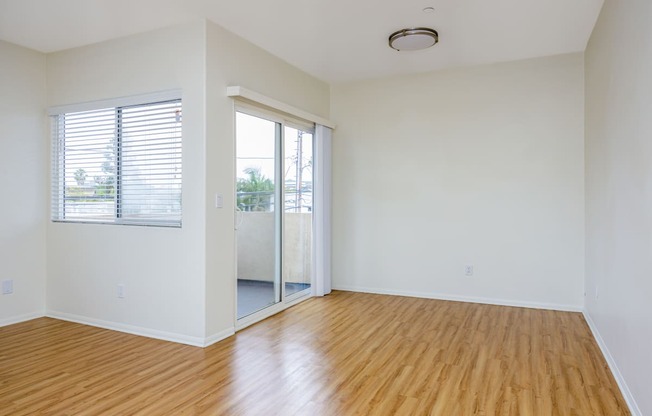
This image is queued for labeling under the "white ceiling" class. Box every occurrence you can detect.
[0,0,604,84]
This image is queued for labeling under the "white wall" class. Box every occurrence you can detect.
[0,41,47,325]
[331,53,585,310]
[204,20,330,337]
[585,1,652,414]
[32,18,329,345]
[46,22,208,344]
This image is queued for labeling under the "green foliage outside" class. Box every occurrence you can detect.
[74,168,87,186]
[94,146,116,196]
[66,143,116,201]
[237,167,274,211]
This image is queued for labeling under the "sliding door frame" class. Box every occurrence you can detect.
[234,103,315,331]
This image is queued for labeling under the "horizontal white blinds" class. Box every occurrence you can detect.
[51,99,183,227]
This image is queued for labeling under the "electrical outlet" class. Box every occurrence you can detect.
[2,279,13,295]
[464,265,474,276]
[117,284,125,299]
[595,286,599,300]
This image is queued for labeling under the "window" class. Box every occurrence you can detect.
[51,99,182,227]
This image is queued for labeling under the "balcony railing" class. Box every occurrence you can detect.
[237,190,312,213]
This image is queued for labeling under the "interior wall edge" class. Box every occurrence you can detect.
[203,327,236,348]
[0,311,46,328]
[332,286,583,313]
[582,310,642,416]
[46,310,209,348]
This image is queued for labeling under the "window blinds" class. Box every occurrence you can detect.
[51,99,183,227]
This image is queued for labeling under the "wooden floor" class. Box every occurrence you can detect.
[0,291,629,415]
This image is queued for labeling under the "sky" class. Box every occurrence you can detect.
[236,111,313,186]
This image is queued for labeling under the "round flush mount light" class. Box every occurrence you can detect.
[388,27,439,51]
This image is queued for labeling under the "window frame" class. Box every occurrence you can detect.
[49,91,183,228]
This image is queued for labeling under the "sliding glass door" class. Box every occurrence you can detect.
[235,112,281,319]
[236,110,313,320]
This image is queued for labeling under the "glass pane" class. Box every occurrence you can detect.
[62,109,117,220]
[236,112,280,319]
[283,126,313,298]
[120,101,182,224]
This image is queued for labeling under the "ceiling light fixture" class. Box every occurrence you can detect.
[388,27,439,51]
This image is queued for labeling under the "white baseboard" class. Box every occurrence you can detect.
[0,311,45,327]
[204,327,235,347]
[582,311,641,416]
[46,310,233,348]
[332,285,583,312]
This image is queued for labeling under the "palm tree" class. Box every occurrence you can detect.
[237,168,274,211]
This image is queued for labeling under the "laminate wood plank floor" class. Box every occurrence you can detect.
[0,291,629,415]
